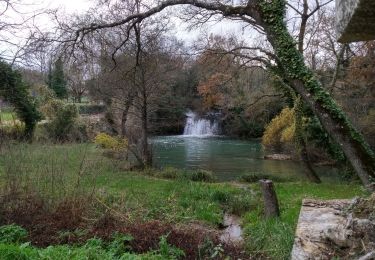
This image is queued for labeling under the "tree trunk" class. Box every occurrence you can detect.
[300,141,321,183]
[259,179,280,218]
[256,2,375,190]
[120,94,136,138]
[120,109,128,138]
[294,97,322,183]
[140,88,152,167]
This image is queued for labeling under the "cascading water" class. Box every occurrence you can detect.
[183,111,219,136]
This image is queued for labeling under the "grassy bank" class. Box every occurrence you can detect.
[0,143,367,259]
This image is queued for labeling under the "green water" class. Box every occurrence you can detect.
[151,136,339,181]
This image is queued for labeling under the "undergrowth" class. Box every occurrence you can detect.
[0,224,183,260]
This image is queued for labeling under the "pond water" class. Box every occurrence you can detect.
[151,135,339,181]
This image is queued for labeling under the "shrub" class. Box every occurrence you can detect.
[0,225,28,244]
[40,99,79,141]
[189,170,216,183]
[0,123,25,140]
[0,60,41,139]
[94,133,128,151]
[262,107,295,151]
[159,167,180,179]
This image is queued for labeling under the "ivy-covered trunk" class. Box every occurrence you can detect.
[256,0,375,190]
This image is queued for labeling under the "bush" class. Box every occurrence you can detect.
[94,133,128,151]
[0,123,25,140]
[159,167,180,179]
[189,170,216,183]
[0,60,41,139]
[0,225,28,244]
[262,107,295,152]
[40,99,79,141]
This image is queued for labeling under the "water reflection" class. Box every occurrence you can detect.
[151,136,337,181]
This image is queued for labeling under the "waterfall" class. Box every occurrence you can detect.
[183,111,219,136]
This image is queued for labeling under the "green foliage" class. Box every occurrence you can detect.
[107,232,133,257]
[41,99,79,141]
[189,170,216,183]
[57,229,88,242]
[0,239,165,260]
[0,225,28,244]
[32,84,55,104]
[198,238,225,259]
[0,60,41,138]
[157,235,185,259]
[0,110,16,121]
[0,122,25,140]
[159,167,179,179]
[0,225,182,260]
[47,57,67,99]
[305,116,345,161]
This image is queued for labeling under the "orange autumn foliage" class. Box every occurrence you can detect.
[197,72,230,109]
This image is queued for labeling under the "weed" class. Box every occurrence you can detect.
[158,235,185,259]
[107,232,133,256]
[0,225,28,244]
[189,170,216,183]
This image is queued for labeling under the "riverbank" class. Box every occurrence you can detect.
[0,143,367,259]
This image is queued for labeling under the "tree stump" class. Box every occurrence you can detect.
[259,179,280,218]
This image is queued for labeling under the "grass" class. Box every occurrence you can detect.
[243,182,367,259]
[0,143,253,226]
[0,111,17,122]
[0,142,368,259]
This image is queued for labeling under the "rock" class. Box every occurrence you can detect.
[291,198,375,259]
[291,199,351,260]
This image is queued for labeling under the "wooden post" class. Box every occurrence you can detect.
[259,179,280,218]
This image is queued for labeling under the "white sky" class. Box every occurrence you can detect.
[46,0,93,14]
[0,0,264,64]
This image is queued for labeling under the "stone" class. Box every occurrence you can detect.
[291,199,351,259]
[291,197,375,259]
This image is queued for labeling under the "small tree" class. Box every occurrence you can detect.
[0,60,41,139]
[47,57,67,99]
